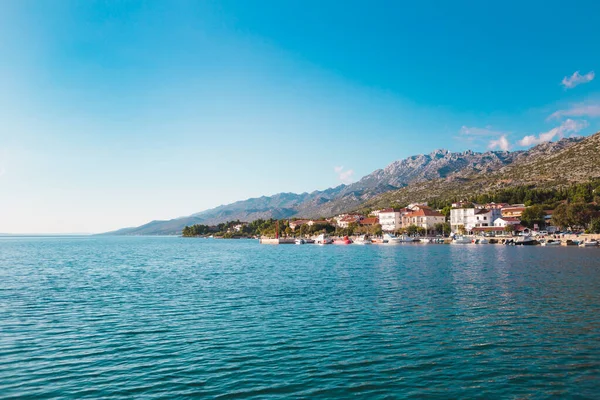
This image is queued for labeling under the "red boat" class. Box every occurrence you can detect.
[333,236,353,245]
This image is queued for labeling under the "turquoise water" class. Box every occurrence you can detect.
[1,236,600,398]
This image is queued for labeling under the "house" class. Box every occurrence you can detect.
[233,223,248,232]
[378,208,409,232]
[289,219,310,231]
[451,207,502,232]
[493,216,521,227]
[485,202,510,210]
[337,214,363,228]
[359,217,379,227]
[401,208,446,230]
[502,206,526,217]
[452,201,481,208]
[307,220,330,226]
[408,202,429,210]
[468,208,498,229]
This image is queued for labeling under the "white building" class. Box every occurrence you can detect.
[451,208,502,232]
[450,208,475,232]
[493,217,521,227]
[378,208,407,232]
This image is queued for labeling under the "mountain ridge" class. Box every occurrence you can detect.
[102,135,592,235]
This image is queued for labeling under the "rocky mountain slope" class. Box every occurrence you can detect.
[104,135,590,235]
[365,134,599,209]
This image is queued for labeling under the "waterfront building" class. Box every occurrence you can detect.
[493,217,521,227]
[401,208,446,231]
[378,208,409,232]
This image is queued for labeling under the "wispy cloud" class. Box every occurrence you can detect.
[334,166,354,184]
[549,102,600,120]
[488,135,510,151]
[561,71,595,89]
[460,126,507,136]
[459,125,511,151]
[518,119,588,147]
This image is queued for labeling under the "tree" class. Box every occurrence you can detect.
[504,224,516,235]
[299,224,309,237]
[552,203,570,229]
[406,225,419,236]
[589,218,600,234]
[441,206,452,219]
[372,223,383,237]
[520,205,546,228]
[567,202,595,229]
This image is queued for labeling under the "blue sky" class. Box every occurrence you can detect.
[1,0,599,233]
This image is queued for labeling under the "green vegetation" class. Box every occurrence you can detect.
[520,205,546,228]
[182,219,337,238]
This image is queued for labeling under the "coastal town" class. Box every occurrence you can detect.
[183,200,600,247]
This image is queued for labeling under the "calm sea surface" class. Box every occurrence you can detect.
[1,236,600,398]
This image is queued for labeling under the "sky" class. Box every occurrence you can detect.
[1,0,599,234]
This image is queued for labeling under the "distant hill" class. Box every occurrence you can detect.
[102,134,595,235]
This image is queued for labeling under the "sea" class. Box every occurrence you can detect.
[1,236,600,398]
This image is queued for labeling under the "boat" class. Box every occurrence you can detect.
[478,238,489,244]
[333,235,352,245]
[383,233,415,244]
[452,235,472,244]
[295,238,305,245]
[314,234,333,245]
[579,240,599,247]
[304,238,315,244]
[354,235,372,245]
[514,235,537,246]
[541,239,561,246]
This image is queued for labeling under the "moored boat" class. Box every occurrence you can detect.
[579,240,599,247]
[314,234,333,245]
[383,233,415,244]
[541,239,561,246]
[295,238,305,245]
[514,235,537,246]
[333,235,352,245]
[452,235,472,244]
[354,235,372,245]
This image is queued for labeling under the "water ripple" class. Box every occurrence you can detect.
[1,237,600,398]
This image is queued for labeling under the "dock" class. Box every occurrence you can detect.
[259,238,296,244]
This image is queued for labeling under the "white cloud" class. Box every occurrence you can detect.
[488,135,511,151]
[561,71,595,89]
[460,125,511,151]
[334,166,354,184]
[518,119,588,147]
[549,102,600,120]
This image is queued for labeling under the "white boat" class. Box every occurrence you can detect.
[295,238,305,245]
[541,240,561,246]
[579,240,599,247]
[478,238,489,244]
[314,234,333,245]
[452,235,472,244]
[354,235,372,245]
[383,233,414,244]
